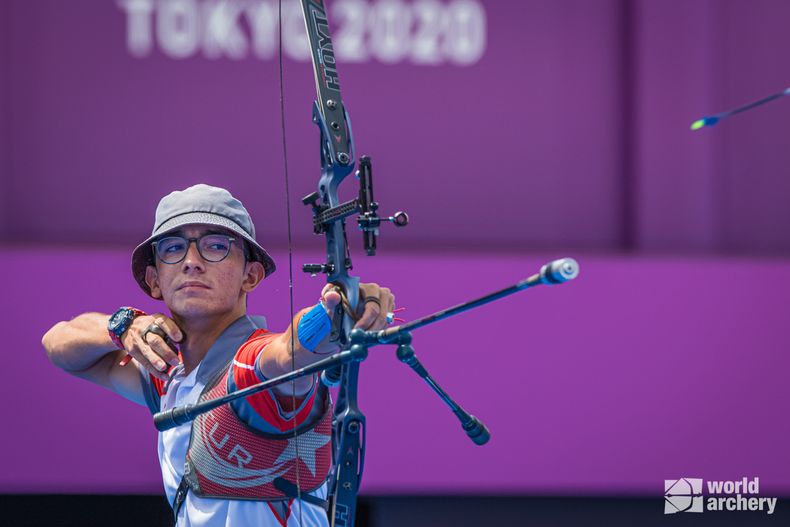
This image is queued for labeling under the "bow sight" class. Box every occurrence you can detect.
[302,155,409,272]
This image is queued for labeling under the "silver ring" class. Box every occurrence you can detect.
[141,323,167,344]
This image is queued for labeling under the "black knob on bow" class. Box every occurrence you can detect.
[463,415,491,446]
[390,211,409,227]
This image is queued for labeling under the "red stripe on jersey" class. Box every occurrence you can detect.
[151,376,165,397]
[233,329,317,432]
[149,364,178,397]
[267,500,293,527]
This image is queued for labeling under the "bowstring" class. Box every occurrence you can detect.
[278,0,304,525]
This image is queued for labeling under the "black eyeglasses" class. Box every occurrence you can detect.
[152,234,237,264]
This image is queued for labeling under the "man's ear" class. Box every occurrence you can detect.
[241,260,266,293]
[145,265,163,299]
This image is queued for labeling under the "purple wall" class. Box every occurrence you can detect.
[5,0,790,253]
[717,0,790,252]
[5,0,621,250]
[1,0,9,229]
[4,248,790,495]
[633,0,790,253]
[3,0,790,496]
[633,0,721,251]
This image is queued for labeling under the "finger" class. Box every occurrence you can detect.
[372,289,396,331]
[381,288,394,313]
[357,282,379,302]
[321,283,340,298]
[128,346,169,381]
[152,315,184,343]
[322,290,342,312]
[134,337,171,376]
[372,296,393,331]
[146,333,181,367]
[354,298,381,330]
[371,311,388,331]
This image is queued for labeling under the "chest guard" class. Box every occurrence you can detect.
[182,366,332,502]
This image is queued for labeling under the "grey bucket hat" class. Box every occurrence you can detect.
[131,184,276,297]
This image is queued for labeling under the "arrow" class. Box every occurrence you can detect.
[690,87,790,130]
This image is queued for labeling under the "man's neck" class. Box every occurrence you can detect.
[174,306,246,374]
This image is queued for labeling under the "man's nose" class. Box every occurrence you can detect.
[182,240,206,269]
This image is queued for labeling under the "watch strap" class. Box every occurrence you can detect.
[109,307,147,350]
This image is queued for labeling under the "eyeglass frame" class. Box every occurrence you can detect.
[150,233,241,265]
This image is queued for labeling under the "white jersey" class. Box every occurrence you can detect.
[138,315,330,527]
[159,366,328,527]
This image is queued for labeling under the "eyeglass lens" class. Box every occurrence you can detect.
[155,235,234,263]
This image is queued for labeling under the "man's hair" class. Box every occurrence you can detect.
[240,239,252,262]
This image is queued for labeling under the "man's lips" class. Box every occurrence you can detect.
[177,281,211,291]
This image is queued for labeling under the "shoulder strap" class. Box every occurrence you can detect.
[274,478,330,511]
[172,476,190,521]
[171,476,330,518]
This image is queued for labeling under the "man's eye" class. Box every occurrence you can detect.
[162,242,185,253]
[203,237,230,251]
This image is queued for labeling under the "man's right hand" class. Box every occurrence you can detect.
[121,314,183,381]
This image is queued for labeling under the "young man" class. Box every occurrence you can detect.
[42,184,395,526]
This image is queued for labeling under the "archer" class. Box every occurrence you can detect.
[42,184,395,527]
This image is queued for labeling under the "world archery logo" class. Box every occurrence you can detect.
[663,476,778,515]
[665,478,704,514]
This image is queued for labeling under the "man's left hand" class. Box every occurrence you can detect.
[262,282,397,391]
[321,282,396,332]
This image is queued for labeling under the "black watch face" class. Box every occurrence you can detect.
[109,308,132,332]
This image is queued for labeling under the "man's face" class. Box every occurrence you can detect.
[144,224,264,319]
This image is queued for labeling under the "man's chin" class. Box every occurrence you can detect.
[167,299,223,319]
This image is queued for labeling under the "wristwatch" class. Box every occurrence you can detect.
[108,307,146,350]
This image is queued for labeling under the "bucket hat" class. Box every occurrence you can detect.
[131,184,276,296]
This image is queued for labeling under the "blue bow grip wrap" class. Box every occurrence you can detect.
[297,302,332,352]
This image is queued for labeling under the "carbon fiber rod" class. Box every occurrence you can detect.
[373,257,579,343]
[152,347,362,431]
